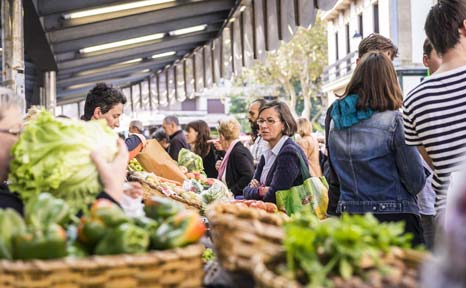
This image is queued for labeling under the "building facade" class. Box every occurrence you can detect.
[321,0,437,105]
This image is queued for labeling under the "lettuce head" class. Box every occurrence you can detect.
[8,110,118,212]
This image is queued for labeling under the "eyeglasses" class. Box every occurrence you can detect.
[0,128,22,136]
[257,119,280,126]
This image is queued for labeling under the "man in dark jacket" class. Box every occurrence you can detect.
[162,116,190,161]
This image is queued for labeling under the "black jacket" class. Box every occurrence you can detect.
[203,144,218,179]
[168,130,190,161]
[324,103,340,216]
[0,183,24,215]
[224,142,254,196]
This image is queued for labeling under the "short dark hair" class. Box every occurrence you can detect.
[425,0,466,55]
[423,38,434,57]
[258,101,297,136]
[340,51,403,112]
[83,83,126,121]
[163,115,179,126]
[251,98,267,109]
[358,33,398,59]
[153,128,169,142]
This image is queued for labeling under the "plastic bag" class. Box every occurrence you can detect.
[178,148,204,174]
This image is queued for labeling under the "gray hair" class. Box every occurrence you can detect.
[163,115,180,126]
[0,87,24,121]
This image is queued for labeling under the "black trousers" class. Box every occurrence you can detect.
[373,213,425,247]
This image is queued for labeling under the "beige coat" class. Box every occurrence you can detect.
[296,135,322,177]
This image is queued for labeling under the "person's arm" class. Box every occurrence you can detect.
[125,134,144,161]
[91,138,129,204]
[417,145,434,170]
[243,156,265,199]
[393,115,426,195]
[262,150,301,203]
[229,149,255,196]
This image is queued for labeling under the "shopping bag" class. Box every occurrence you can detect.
[275,154,329,219]
[136,140,187,183]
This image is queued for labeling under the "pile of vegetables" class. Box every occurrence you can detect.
[200,179,233,207]
[178,148,205,174]
[0,193,206,261]
[0,193,70,260]
[128,159,145,172]
[8,110,119,213]
[281,211,417,288]
[231,200,278,213]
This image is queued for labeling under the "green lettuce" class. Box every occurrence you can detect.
[8,110,118,213]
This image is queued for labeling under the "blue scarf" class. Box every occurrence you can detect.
[331,94,374,129]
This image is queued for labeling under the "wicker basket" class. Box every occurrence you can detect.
[129,173,202,211]
[0,244,204,288]
[205,202,288,273]
[252,248,429,288]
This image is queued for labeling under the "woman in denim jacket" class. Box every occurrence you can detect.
[328,51,426,245]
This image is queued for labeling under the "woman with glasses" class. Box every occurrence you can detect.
[215,117,254,197]
[243,101,310,203]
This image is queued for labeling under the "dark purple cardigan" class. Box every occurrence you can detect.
[243,138,309,203]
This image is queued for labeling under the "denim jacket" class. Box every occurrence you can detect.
[328,110,426,214]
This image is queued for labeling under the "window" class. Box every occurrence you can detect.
[345,23,350,54]
[373,3,379,33]
[358,13,363,37]
[335,32,339,60]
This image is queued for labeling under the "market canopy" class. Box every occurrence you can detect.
[15,0,337,109]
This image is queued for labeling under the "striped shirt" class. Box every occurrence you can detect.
[402,65,466,211]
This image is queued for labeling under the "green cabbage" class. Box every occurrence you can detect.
[8,110,118,212]
[177,148,204,174]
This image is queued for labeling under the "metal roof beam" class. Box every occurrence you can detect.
[37,0,129,16]
[57,46,193,76]
[51,12,227,53]
[56,32,215,70]
[45,0,234,42]
[56,57,176,87]
[56,73,151,101]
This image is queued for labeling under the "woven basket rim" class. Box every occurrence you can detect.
[0,243,204,273]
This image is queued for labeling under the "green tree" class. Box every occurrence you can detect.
[239,16,327,121]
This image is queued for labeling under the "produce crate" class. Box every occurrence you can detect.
[0,244,204,288]
[129,173,202,212]
[205,202,288,273]
[252,248,429,288]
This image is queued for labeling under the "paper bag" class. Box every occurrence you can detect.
[136,140,187,183]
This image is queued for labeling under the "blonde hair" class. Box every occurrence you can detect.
[297,117,312,137]
[217,117,241,141]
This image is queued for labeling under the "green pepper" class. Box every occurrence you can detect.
[95,223,149,255]
[25,193,70,230]
[90,199,128,227]
[151,210,206,250]
[144,197,183,222]
[66,241,88,259]
[13,224,67,260]
[0,209,26,259]
[133,216,159,231]
[77,216,107,251]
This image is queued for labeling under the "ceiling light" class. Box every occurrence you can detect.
[169,25,207,36]
[140,69,151,73]
[63,0,175,20]
[240,5,247,12]
[80,33,164,54]
[151,51,176,59]
[121,58,143,64]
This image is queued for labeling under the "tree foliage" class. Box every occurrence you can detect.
[238,16,327,121]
